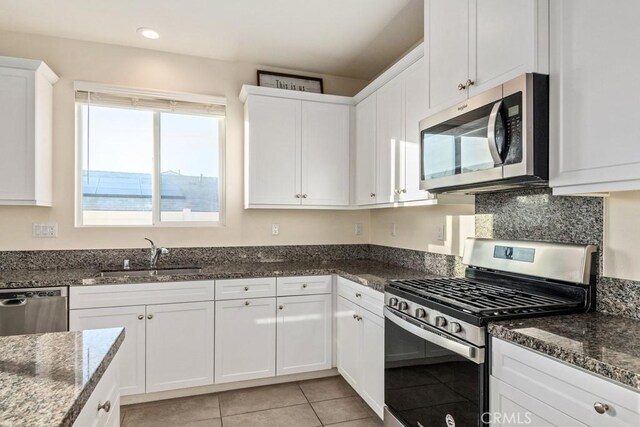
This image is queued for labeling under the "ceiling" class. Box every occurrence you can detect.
[0,0,424,80]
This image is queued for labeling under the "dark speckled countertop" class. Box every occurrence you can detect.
[0,259,435,292]
[489,313,640,391]
[0,328,124,427]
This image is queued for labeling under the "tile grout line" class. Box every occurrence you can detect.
[298,381,325,426]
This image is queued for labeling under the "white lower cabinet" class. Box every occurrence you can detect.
[145,301,214,393]
[73,354,120,427]
[276,294,332,376]
[70,306,146,396]
[215,297,276,383]
[336,280,385,419]
[491,338,640,427]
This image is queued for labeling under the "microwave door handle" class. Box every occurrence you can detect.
[384,307,484,364]
[487,100,504,166]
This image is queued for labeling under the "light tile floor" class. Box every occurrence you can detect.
[121,376,382,427]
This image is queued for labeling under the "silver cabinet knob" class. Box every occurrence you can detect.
[465,79,475,87]
[355,292,362,298]
[97,400,111,413]
[138,315,144,320]
[370,193,376,198]
[302,194,308,198]
[244,301,250,306]
[389,297,398,307]
[435,316,447,327]
[357,316,363,321]
[244,286,249,291]
[401,189,407,193]
[450,322,462,333]
[147,314,153,320]
[295,194,301,198]
[302,284,307,289]
[458,82,466,91]
[279,305,284,310]
[353,313,358,320]
[594,402,609,414]
[398,301,409,311]
[415,308,427,319]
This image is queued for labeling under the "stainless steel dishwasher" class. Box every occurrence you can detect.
[0,287,68,336]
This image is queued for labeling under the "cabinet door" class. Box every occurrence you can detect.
[360,308,385,418]
[336,296,362,390]
[550,0,640,194]
[69,306,146,396]
[400,58,431,202]
[470,0,547,96]
[246,95,301,205]
[376,73,404,204]
[146,301,214,393]
[490,376,587,427]
[425,0,470,114]
[276,294,332,376]
[0,67,35,202]
[215,298,276,383]
[301,101,350,206]
[355,93,378,206]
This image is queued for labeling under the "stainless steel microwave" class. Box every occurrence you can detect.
[419,73,549,194]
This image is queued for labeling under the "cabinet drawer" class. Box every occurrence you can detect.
[70,281,215,309]
[277,275,332,296]
[215,277,276,300]
[492,338,640,427]
[337,276,384,317]
[73,353,120,427]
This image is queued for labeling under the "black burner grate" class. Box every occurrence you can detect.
[390,278,579,315]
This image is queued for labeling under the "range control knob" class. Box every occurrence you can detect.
[389,297,398,307]
[435,316,447,328]
[398,301,409,311]
[450,322,462,333]
[415,308,427,319]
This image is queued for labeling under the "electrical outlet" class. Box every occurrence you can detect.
[391,223,397,237]
[355,223,363,236]
[32,223,58,238]
[436,224,446,241]
[271,223,280,236]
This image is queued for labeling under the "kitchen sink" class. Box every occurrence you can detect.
[100,267,203,278]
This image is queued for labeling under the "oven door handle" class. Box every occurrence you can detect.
[384,307,484,364]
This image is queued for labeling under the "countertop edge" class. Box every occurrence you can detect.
[488,323,640,391]
[59,328,126,427]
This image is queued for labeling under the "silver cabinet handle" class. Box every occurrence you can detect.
[244,286,249,291]
[458,82,466,91]
[356,316,363,321]
[370,193,376,198]
[355,293,362,298]
[138,315,144,320]
[302,194,308,198]
[594,402,609,414]
[295,194,301,198]
[465,79,475,88]
[352,313,358,319]
[147,314,153,320]
[244,301,250,306]
[302,284,307,289]
[97,400,111,413]
[401,189,407,193]
[279,305,284,310]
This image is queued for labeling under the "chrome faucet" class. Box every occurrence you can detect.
[144,238,169,269]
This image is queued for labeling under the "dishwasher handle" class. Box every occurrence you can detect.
[0,299,27,307]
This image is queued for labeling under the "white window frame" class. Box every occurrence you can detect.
[74,82,226,228]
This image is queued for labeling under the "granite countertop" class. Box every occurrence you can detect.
[0,328,124,427]
[0,259,436,292]
[489,312,640,391]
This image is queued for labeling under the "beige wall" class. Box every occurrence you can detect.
[604,191,640,281]
[370,205,476,256]
[0,30,370,250]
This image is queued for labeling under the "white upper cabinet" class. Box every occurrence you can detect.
[301,101,350,206]
[0,57,58,206]
[425,0,549,115]
[550,0,640,194]
[376,72,404,204]
[354,93,377,205]
[425,0,469,113]
[241,86,352,208]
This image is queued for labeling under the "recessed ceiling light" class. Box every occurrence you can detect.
[137,27,160,39]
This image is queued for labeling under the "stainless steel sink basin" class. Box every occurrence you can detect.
[100,267,202,278]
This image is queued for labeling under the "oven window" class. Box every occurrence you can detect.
[385,317,483,427]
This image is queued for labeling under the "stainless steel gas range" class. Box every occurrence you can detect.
[383,238,597,427]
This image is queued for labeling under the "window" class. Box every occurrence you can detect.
[75,84,225,226]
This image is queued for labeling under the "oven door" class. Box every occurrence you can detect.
[384,307,486,427]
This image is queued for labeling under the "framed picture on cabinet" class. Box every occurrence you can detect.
[257,70,324,94]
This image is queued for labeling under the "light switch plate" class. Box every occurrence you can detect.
[436,224,445,241]
[271,223,280,235]
[355,223,363,236]
[391,223,397,237]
